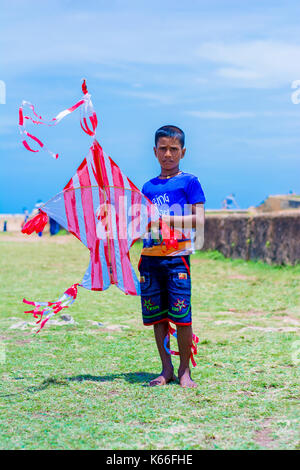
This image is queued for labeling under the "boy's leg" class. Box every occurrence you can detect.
[149,321,175,386]
[176,325,197,388]
[167,256,197,388]
[139,256,173,386]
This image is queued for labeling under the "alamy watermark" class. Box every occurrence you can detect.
[0,80,6,104]
[95,198,205,250]
[291,80,300,104]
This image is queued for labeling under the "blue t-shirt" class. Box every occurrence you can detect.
[141,172,206,255]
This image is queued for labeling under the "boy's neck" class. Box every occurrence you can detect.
[159,167,182,179]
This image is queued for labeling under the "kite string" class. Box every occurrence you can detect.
[164,323,199,367]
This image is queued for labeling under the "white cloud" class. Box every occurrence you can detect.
[1,3,298,79]
[233,137,300,146]
[196,41,300,87]
[186,111,256,119]
[186,110,300,120]
[217,68,262,80]
[115,90,174,105]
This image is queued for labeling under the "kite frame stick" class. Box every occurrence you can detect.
[94,157,114,283]
[103,187,114,283]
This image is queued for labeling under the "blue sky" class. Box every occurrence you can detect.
[0,0,300,212]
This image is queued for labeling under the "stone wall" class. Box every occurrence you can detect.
[203,210,300,265]
[2,211,300,265]
[256,195,300,212]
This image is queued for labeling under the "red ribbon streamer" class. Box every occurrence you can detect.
[23,283,79,333]
[21,210,48,235]
[19,80,98,159]
[165,323,199,367]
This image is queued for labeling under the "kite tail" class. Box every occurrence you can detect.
[79,80,98,137]
[21,210,48,235]
[164,323,199,367]
[19,79,97,159]
[190,331,199,368]
[23,283,79,333]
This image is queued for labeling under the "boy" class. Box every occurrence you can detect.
[139,125,205,388]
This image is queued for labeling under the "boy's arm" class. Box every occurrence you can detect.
[162,203,205,231]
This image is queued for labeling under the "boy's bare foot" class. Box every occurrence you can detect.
[178,368,197,388]
[149,369,175,386]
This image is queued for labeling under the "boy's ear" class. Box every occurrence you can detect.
[153,146,158,158]
[181,147,186,159]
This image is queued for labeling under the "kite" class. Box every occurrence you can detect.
[20,81,199,366]
[20,81,178,330]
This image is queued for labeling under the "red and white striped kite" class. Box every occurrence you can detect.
[20,81,180,332]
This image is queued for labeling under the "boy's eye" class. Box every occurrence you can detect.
[158,146,179,153]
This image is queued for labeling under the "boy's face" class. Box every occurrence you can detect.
[154,137,186,173]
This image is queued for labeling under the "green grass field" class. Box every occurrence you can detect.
[0,232,299,450]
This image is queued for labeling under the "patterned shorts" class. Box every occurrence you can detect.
[138,255,192,326]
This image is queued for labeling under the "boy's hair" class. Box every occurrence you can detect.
[155,125,185,148]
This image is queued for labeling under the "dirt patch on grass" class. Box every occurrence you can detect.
[0,234,72,244]
[228,274,258,281]
[228,309,289,317]
[0,335,9,341]
[254,419,277,449]
[214,320,242,326]
[240,326,299,333]
[237,390,257,397]
[14,338,32,345]
[275,316,299,325]
[191,258,211,264]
